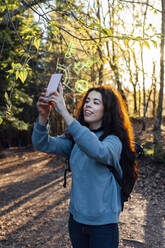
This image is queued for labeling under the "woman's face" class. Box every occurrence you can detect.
[83,90,104,130]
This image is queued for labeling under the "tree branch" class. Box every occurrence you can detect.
[0,0,47,26]
[19,2,147,42]
[1,0,159,46]
[59,25,156,41]
[2,0,27,53]
[119,0,162,13]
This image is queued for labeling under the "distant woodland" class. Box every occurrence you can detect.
[0,0,164,158]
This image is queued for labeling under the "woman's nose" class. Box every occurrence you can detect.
[85,102,92,108]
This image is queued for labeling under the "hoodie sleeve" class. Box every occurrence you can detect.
[66,119,122,166]
[32,121,72,158]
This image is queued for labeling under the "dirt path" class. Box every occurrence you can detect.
[0,147,164,248]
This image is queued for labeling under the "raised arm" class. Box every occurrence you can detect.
[32,87,73,157]
[32,121,73,158]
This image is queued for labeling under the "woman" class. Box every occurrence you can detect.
[32,84,138,248]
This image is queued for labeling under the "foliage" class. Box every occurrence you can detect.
[0,0,164,150]
[0,0,43,147]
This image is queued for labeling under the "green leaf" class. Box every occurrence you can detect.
[4,92,9,103]
[6,115,29,130]
[13,120,29,130]
[0,117,3,125]
[33,37,40,50]
[16,70,19,80]
[12,63,22,71]
[56,6,64,11]
[102,28,113,36]
[18,70,28,83]
[13,89,33,105]
[151,40,158,48]
[1,62,8,69]
[7,69,14,74]
[143,40,150,49]
[89,22,101,28]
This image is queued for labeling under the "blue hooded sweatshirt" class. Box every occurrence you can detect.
[32,119,123,225]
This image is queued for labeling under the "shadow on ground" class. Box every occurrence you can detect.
[0,148,164,248]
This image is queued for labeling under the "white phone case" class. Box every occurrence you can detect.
[46,73,62,96]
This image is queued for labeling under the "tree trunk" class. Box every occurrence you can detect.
[97,0,104,84]
[133,84,137,113]
[153,0,165,131]
[141,0,149,130]
[152,62,157,118]
[138,81,141,117]
[132,49,138,114]
[105,0,127,102]
[146,81,153,115]
[141,44,146,130]
[153,0,165,155]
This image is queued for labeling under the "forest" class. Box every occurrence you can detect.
[0,0,165,159]
[0,1,165,247]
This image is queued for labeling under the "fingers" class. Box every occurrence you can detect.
[37,100,49,107]
[38,95,49,104]
[49,95,57,105]
[39,88,54,102]
[37,85,62,110]
[38,92,58,105]
[37,93,50,110]
[58,83,63,95]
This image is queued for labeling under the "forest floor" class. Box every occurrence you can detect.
[0,120,165,248]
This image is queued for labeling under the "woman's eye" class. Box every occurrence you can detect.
[94,102,99,105]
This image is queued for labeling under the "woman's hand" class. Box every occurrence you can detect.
[49,83,67,115]
[37,89,51,125]
[49,84,74,126]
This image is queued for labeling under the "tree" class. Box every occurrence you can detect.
[0,0,43,147]
[153,0,165,156]
[0,0,164,151]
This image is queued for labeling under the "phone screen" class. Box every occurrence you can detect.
[46,73,62,96]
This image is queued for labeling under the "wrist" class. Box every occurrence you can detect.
[61,107,68,116]
[38,115,49,126]
[61,109,73,126]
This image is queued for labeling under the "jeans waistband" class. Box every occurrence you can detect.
[69,213,117,228]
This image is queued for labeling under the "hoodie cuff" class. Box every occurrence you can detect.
[35,119,49,131]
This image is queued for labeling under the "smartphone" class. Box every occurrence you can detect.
[46,73,62,96]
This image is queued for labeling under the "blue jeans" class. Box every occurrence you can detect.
[68,214,119,248]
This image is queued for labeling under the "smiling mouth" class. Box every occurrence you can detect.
[84,110,94,116]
